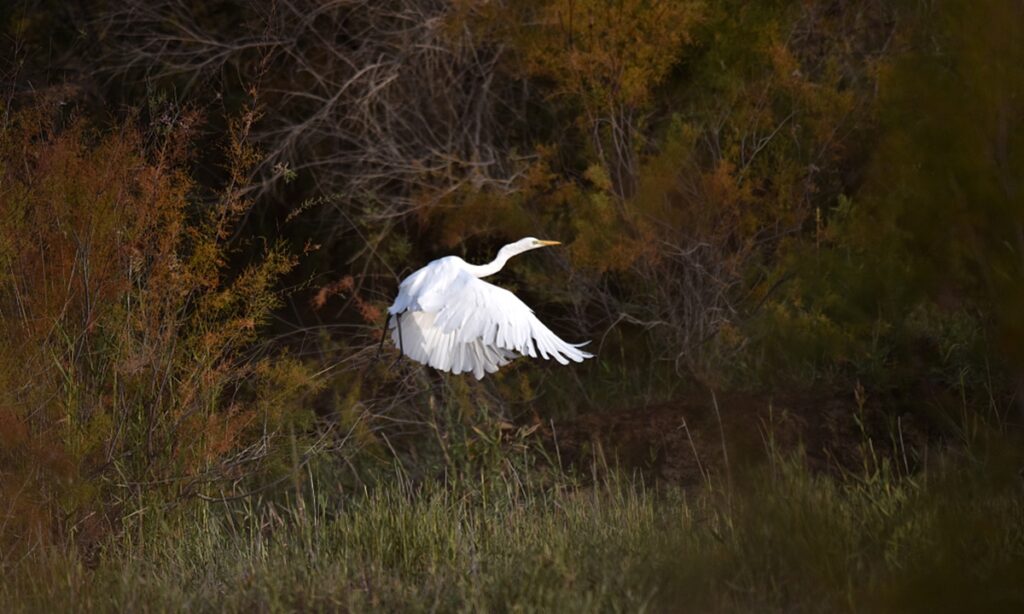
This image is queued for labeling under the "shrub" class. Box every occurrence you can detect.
[0,95,316,556]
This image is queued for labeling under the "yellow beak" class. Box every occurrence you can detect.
[536,240,562,246]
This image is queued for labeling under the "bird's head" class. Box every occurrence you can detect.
[500,237,561,258]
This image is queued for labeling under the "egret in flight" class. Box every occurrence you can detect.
[385,237,592,379]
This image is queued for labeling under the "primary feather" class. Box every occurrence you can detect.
[387,239,592,379]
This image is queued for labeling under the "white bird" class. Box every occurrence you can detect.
[385,237,593,379]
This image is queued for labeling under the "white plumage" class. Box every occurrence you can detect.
[386,237,592,379]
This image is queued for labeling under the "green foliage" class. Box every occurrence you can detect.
[745,0,1022,402]
[855,0,1024,370]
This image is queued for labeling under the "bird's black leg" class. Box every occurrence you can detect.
[377,313,391,359]
[390,311,406,370]
[397,312,405,356]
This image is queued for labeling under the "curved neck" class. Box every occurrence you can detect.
[464,244,525,278]
[464,252,512,278]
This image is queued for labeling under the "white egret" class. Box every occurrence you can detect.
[385,237,592,379]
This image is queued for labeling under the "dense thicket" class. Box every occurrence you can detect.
[2,0,1022,553]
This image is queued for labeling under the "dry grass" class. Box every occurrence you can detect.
[3,422,1023,613]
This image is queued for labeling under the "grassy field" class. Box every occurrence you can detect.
[5,427,1023,613]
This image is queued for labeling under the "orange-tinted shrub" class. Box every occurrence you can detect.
[0,97,316,554]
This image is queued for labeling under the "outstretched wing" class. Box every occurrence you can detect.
[390,265,591,379]
[431,271,592,364]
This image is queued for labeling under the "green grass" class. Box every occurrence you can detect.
[4,438,1023,613]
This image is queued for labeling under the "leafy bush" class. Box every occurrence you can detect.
[0,96,317,555]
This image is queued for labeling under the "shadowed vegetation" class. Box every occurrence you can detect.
[2,0,1023,610]
[5,432,1023,612]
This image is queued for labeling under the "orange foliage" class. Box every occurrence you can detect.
[311,275,382,325]
[508,0,703,110]
[0,97,316,552]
